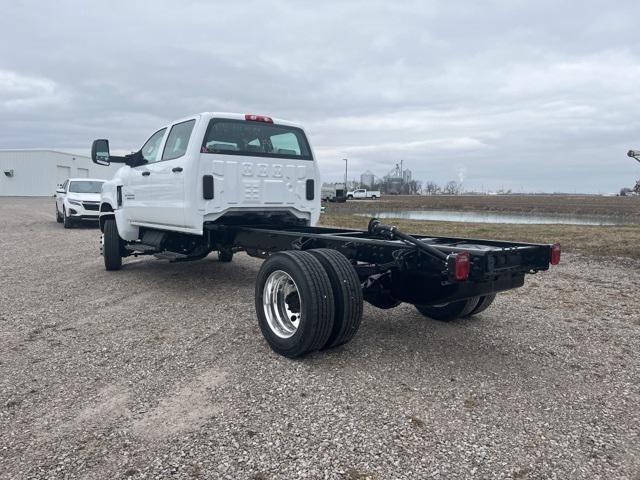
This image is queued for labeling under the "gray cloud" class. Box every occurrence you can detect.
[1,0,639,192]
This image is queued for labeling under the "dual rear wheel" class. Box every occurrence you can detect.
[255,249,363,357]
[414,294,496,322]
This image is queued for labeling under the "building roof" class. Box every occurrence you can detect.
[0,149,90,158]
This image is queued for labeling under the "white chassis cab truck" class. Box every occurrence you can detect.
[92,112,560,357]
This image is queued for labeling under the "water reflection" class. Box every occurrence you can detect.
[357,210,633,226]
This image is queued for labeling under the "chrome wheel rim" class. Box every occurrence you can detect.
[263,270,301,339]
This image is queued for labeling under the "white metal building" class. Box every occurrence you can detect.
[0,149,121,196]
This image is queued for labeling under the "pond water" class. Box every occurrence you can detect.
[357,210,634,226]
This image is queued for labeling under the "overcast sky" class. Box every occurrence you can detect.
[1,0,639,192]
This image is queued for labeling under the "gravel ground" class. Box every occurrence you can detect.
[1,197,639,480]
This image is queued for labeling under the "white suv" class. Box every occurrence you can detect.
[55,178,105,228]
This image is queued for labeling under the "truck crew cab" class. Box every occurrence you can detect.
[92,112,560,358]
[94,113,319,244]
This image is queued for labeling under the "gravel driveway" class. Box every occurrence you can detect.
[1,197,638,479]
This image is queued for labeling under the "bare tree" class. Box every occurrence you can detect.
[443,180,461,195]
[346,179,360,190]
[424,181,440,195]
[400,179,422,195]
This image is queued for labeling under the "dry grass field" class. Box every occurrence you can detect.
[333,194,640,219]
[321,195,640,259]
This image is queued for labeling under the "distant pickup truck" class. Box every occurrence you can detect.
[90,111,560,358]
[347,188,380,200]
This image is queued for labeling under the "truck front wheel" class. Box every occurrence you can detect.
[102,218,123,271]
[255,251,334,357]
[414,297,480,322]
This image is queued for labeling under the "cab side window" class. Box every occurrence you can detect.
[162,119,196,161]
[141,128,167,164]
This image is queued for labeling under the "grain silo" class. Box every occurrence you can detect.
[360,170,375,188]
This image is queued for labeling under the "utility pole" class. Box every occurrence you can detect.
[343,158,348,188]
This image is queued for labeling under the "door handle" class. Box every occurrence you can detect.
[141,171,151,176]
[172,167,183,173]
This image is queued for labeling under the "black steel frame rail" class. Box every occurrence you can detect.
[206,222,551,276]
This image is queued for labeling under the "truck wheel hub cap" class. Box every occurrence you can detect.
[263,270,301,339]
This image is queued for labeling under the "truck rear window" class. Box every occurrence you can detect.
[201,119,313,160]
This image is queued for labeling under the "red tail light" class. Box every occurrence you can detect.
[245,114,273,123]
[550,243,561,265]
[453,251,470,281]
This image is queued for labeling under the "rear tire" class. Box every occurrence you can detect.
[63,208,73,229]
[55,205,63,223]
[464,294,496,317]
[255,251,334,357]
[103,218,123,271]
[414,297,480,322]
[308,249,363,349]
[218,248,233,262]
[347,195,353,200]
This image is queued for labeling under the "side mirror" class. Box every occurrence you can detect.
[56,188,65,194]
[92,139,111,165]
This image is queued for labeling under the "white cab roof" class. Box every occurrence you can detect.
[169,112,304,129]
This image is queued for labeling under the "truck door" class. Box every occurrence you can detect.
[126,127,167,223]
[139,119,195,228]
